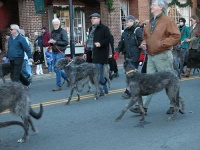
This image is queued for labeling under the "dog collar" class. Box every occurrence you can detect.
[126,69,137,75]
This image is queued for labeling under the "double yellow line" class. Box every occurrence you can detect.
[1,75,200,115]
[0,88,125,115]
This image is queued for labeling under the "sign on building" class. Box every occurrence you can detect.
[34,0,45,14]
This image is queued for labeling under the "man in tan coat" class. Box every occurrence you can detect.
[130,0,181,115]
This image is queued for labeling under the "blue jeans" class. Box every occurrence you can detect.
[53,53,67,87]
[47,59,54,72]
[21,59,30,78]
[96,63,108,93]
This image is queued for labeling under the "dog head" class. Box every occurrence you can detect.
[73,56,86,65]
[55,58,70,69]
[124,59,137,75]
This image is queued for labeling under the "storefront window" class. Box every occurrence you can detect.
[167,5,191,26]
[54,5,85,46]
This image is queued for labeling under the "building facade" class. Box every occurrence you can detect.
[0,0,199,52]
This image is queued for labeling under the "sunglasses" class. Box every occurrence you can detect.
[10,28,15,31]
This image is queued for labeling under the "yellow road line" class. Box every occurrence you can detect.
[1,76,200,115]
[0,88,125,115]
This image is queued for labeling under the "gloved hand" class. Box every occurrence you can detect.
[113,52,120,60]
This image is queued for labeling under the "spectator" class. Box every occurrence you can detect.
[42,26,51,67]
[83,13,111,95]
[45,46,54,73]
[3,33,10,63]
[19,29,33,83]
[49,18,68,91]
[182,15,200,77]
[33,46,43,75]
[129,0,182,115]
[2,24,33,83]
[114,15,143,99]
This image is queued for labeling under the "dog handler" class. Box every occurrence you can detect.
[130,0,183,115]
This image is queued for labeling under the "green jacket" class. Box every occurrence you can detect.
[179,25,190,49]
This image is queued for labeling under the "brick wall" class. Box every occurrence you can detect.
[18,0,43,42]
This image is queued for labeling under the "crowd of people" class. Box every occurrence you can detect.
[1,0,200,115]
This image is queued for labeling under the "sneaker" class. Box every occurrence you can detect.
[130,106,147,115]
[111,72,119,78]
[52,86,62,91]
[166,107,174,114]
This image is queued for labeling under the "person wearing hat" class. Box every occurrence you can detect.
[42,26,51,67]
[83,12,111,95]
[128,0,182,115]
[113,14,143,99]
[2,24,33,83]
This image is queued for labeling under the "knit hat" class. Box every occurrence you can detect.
[125,15,136,21]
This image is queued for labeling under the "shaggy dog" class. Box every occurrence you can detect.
[61,57,111,89]
[55,58,104,105]
[115,59,185,123]
[0,82,43,143]
[0,63,12,83]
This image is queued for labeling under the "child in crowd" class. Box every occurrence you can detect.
[33,46,44,75]
[45,46,54,73]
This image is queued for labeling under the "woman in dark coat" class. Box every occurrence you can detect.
[114,15,143,98]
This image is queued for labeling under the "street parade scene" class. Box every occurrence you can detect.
[0,0,200,150]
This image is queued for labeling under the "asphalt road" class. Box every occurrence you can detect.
[1,68,200,150]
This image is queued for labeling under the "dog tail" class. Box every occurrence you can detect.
[0,121,25,129]
[29,104,43,119]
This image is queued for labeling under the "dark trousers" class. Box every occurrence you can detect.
[108,57,118,73]
[10,58,24,82]
[187,49,200,68]
[86,50,93,63]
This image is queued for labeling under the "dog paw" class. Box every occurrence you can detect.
[115,117,121,122]
[167,117,174,121]
[17,136,29,143]
[179,109,185,114]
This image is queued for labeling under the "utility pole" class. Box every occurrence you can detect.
[68,0,75,58]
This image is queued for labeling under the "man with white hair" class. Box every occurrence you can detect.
[2,24,33,83]
[48,18,68,91]
[130,0,182,115]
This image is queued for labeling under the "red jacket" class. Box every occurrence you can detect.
[42,30,51,47]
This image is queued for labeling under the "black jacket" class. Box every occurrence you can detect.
[86,23,111,64]
[116,25,143,62]
[51,28,68,53]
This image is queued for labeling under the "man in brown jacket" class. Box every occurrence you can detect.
[130,0,182,115]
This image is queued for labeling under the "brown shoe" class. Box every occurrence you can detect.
[52,86,62,91]
[182,68,191,77]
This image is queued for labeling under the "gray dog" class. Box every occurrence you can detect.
[55,58,104,105]
[0,63,12,83]
[115,59,185,123]
[0,82,43,143]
